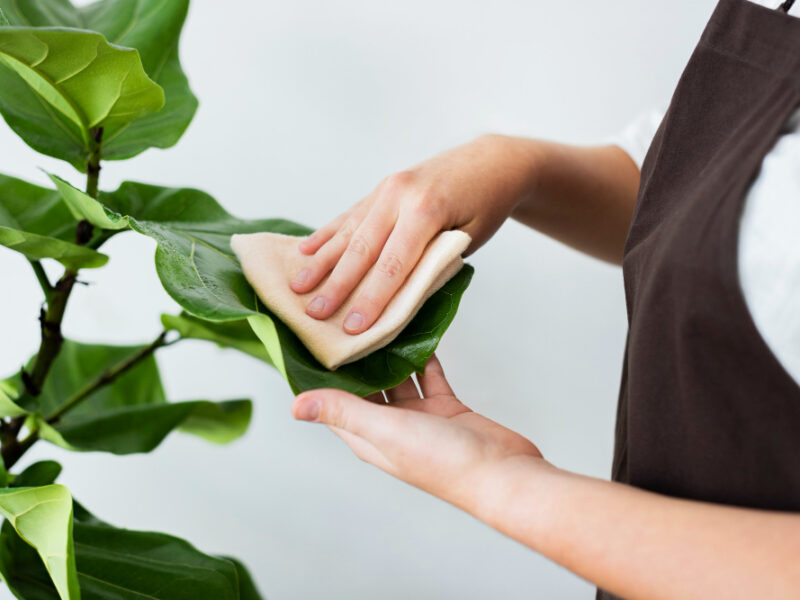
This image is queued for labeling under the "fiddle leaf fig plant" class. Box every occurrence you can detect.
[0,0,472,598]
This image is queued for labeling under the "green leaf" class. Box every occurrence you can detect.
[49,173,128,229]
[0,8,9,27]
[33,339,165,419]
[0,485,79,600]
[0,379,27,418]
[0,1,83,28]
[0,502,264,599]
[51,398,252,453]
[0,0,197,164]
[8,339,252,454]
[0,173,79,240]
[0,172,106,268]
[225,557,265,600]
[11,461,62,488]
[177,400,253,445]
[0,26,164,169]
[0,225,107,268]
[162,312,273,364]
[49,176,474,396]
[83,0,197,161]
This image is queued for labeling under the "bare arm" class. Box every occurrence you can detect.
[481,458,800,600]
[292,361,800,600]
[507,137,641,263]
[291,134,640,333]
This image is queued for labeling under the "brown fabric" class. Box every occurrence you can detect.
[599,1,800,598]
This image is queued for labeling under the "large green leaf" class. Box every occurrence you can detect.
[0,172,107,268]
[0,25,164,169]
[0,485,79,600]
[83,0,197,161]
[0,0,197,165]
[5,339,252,454]
[49,175,474,395]
[0,502,264,599]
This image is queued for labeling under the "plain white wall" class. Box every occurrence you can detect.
[0,1,718,598]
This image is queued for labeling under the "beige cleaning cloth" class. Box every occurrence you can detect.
[231,230,471,370]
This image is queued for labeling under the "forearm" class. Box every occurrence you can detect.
[472,458,800,599]
[488,135,640,264]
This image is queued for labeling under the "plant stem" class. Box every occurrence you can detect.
[86,127,103,199]
[2,430,38,471]
[20,129,104,398]
[29,260,53,299]
[5,129,107,465]
[46,330,172,424]
[22,271,76,397]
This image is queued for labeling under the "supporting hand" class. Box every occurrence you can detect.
[291,355,544,510]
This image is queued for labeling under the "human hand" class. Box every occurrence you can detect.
[290,135,537,334]
[290,355,545,511]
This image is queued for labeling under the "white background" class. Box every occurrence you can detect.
[0,1,718,598]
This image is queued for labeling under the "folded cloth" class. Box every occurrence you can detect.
[231,230,471,370]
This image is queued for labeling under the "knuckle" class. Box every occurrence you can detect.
[346,234,371,258]
[377,252,404,278]
[412,190,445,222]
[325,398,347,429]
[382,170,414,192]
[338,219,357,241]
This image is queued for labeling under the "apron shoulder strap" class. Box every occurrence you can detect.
[780,0,796,12]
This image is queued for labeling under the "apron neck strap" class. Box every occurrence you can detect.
[780,0,795,12]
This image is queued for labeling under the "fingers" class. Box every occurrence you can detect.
[292,171,450,333]
[297,212,347,256]
[290,218,359,295]
[304,203,397,321]
[291,199,372,294]
[341,213,440,334]
[418,354,455,397]
[292,388,404,447]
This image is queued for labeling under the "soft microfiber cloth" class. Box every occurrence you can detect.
[231,229,471,370]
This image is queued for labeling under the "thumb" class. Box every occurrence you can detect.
[292,388,401,445]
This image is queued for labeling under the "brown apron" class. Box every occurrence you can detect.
[600,0,800,598]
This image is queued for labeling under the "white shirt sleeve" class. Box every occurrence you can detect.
[609,109,664,169]
[612,108,800,388]
[738,119,800,387]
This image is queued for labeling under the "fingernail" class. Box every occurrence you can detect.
[293,268,310,286]
[308,296,327,314]
[344,311,365,332]
[296,398,320,421]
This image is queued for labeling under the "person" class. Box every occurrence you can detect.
[288,0,800,597]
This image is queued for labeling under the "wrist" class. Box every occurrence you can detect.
[465,455,564,551]
[478,134,547,211]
